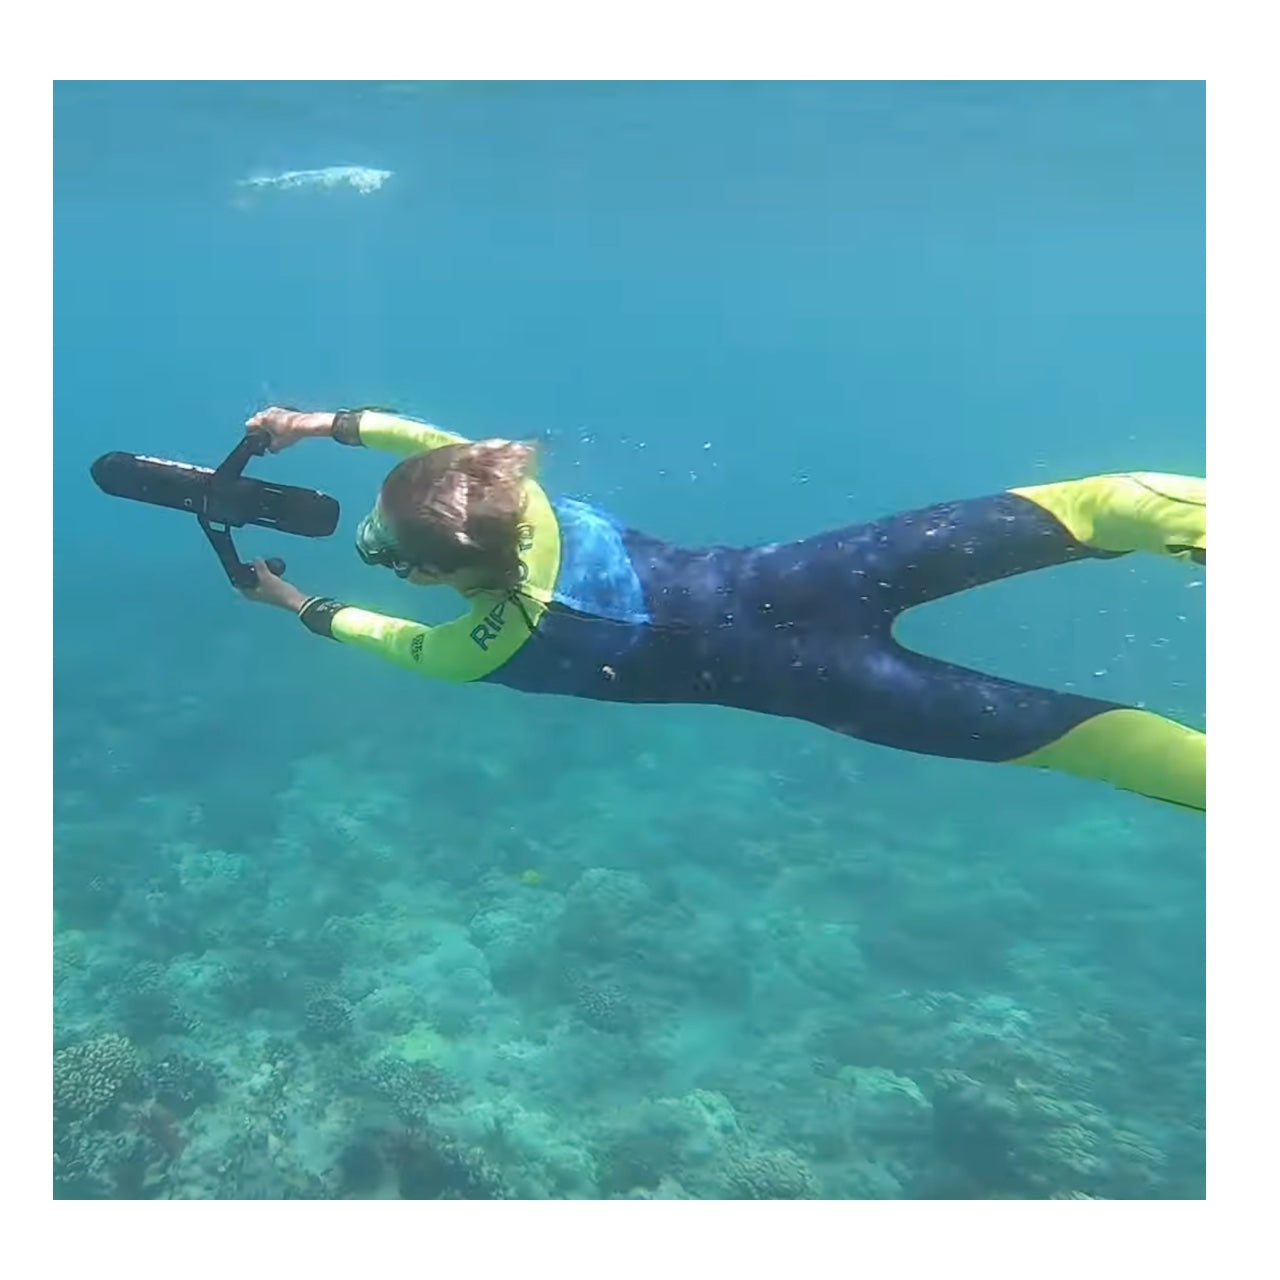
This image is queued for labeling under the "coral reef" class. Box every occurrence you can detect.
[301,988,354,1043]
[723,1147,819,1199]
[52,714,1205,1200]
[54,1033,140,1122]
[360,1056,463,1125]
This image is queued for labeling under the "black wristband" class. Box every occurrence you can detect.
[332,410,364,447]
[297,596,346,639]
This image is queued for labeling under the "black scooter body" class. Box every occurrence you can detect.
[90,430,341,587]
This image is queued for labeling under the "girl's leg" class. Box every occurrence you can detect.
[843,472,1206,810]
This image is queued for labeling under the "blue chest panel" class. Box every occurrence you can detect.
[486,497,651,696]
[549,497,649,623]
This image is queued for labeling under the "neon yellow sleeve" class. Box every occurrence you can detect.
[356,410,471,458]
[329,591,543,683]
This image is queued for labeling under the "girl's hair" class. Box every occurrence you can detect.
[378,440,537,590]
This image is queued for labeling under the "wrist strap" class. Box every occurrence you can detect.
[297,596,345,639]
[332,410,364,447]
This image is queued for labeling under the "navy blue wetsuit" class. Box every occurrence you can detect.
[304,408,1205,810]
[494,493,1124,764]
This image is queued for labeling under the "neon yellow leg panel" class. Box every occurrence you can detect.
[1010,472,1205,561]
[1012,708,1205,811]
[1004,472,1205,808]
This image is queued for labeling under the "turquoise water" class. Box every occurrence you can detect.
[53,81,1205,1198]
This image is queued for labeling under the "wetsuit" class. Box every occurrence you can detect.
[297,411,1206,812]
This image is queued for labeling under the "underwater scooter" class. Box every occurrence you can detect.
[90,428,341,588]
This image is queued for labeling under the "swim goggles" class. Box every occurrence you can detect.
[355,502,415,578]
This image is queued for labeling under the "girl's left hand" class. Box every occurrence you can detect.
[240,559,308,612]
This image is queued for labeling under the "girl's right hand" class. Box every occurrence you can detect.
[245,406,336,452]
